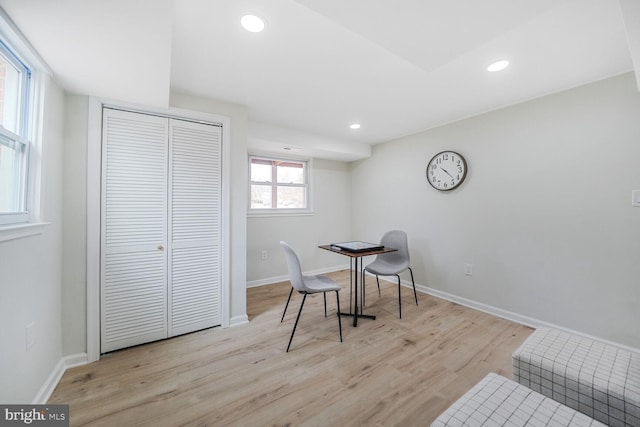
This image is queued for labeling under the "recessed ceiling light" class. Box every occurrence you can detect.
[241,15,265,33]
[487,60,509,72]
[349,123,361,129]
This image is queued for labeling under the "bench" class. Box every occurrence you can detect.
[432,373,605,426]
[512,327,640,427]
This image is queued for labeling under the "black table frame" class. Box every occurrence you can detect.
[319,245,397,327]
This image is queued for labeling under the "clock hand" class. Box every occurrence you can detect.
[440,167,455,179]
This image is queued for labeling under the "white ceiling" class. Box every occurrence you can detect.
[0,0,637,159]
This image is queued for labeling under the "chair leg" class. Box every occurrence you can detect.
[409,267,418,305]
[375,275,381,296]
[335,291,342,343]
[363,271,369,308]
[323,292,327,317]
[281,287,294,322]
[396,274,402,319]
[287,293,307,352]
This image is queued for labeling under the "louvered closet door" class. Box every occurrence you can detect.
[168,119,222,336]
[101,109,169,353]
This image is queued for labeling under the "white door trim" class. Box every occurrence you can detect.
[86,97,231,362]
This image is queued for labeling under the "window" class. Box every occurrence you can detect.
[249,156,309,212]
[0,39,31,226]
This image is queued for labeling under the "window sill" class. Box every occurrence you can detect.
[248,209,314,218]
[0,222,50,242]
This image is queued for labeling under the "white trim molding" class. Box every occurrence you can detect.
[252,267,638,354]
[86,96,233,362]
[0,222,49,242]
[229,315,249,327]
[376,274,640,354]
[32,353,87,404]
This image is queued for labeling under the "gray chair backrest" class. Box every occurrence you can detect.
[280,241,306,292]
[379,230,410,269]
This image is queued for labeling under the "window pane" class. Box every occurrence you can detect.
[249,157,309,211]
[277,186,305,208]
[0,140,21,212]
[0,53,22,134]
[277,162,304,184]
[0,34,32,225]
[250,160,272,183]
[251,184,272,208]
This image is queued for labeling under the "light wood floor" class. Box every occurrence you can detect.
[50,270,533,426]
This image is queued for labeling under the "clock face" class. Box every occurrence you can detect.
[426,151,467,191]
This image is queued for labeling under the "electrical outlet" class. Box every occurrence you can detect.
[260,250,268,260]
[26,322,35,350]
[464,263,473,276]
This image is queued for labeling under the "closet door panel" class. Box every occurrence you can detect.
[169,120,222,336]
[171,245,220,332]
[101,109,169,353]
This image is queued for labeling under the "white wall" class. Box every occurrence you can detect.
[0,78,65,403]
[247,158,351,285]
[62,95,88,355]
[350,72,640,348]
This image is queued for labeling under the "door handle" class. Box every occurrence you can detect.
[157,245,164,251]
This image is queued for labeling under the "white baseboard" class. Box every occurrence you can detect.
[414,282,542,329]
[250,269,640,352]
[247,264,349,288]
[247,274,289,288]
[373,272,550,329]
[33,353,88,404]
[229,314,249,327]
[378,275,640,354]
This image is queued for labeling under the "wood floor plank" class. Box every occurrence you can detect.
[49,271,533,426]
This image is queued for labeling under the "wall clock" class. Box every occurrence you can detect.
[426,151,467,191]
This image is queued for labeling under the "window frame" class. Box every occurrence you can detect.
[0,39,31,225]
[0,7,50,239]
[248,155,313,216]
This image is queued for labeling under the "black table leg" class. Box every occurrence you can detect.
[340,255,376,326]
[345,258,356,316]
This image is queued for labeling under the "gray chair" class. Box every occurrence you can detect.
[363,230,417,318]
[280,241,343,352]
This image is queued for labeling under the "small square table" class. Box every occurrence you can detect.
[319,243,397,327]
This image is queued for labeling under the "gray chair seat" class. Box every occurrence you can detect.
[300,274,341,293]
[365,258,410,276]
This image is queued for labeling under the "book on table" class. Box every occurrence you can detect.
[330,241,384,253]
